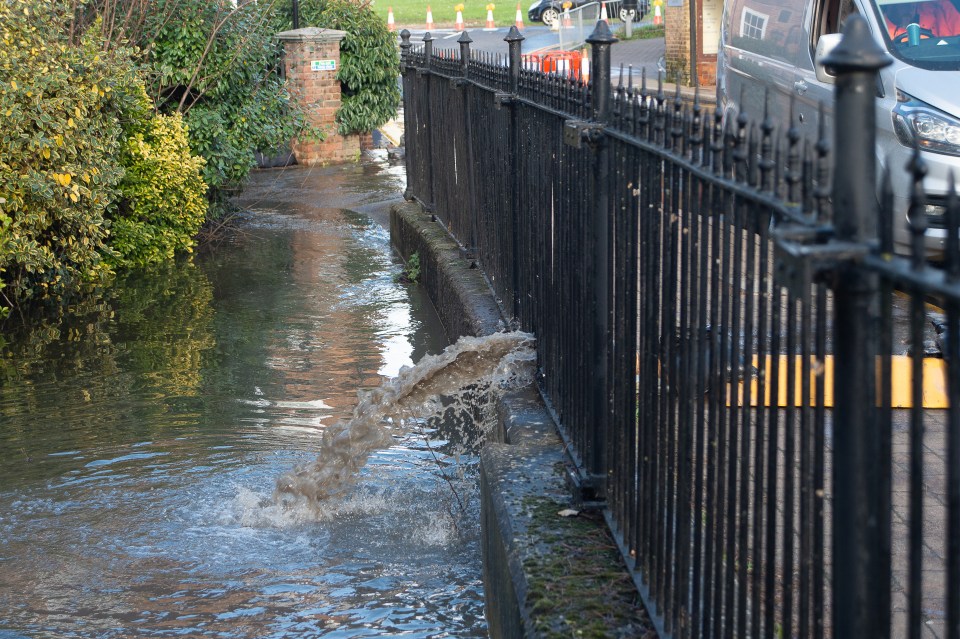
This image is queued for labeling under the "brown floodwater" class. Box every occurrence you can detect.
[0,157,502,638]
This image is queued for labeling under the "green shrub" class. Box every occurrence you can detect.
[108,112,208,268]
[143,0,316,191]
[274,0,401,135]
[0,0,139,305]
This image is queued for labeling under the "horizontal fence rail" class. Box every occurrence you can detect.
[400,17,960,639]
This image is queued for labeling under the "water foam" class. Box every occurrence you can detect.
[273,332,536,513]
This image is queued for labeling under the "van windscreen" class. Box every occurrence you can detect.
[876,0,960,68]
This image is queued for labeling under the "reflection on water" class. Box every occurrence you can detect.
[0,160,488,637]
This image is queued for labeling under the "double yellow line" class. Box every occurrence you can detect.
[725,355,949,409]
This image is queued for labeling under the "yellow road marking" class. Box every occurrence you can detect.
[725,355,949,409]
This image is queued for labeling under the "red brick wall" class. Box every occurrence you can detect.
[665,3,692,85]
[280,29,365,164]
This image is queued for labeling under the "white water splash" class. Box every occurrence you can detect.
[273,332,536,513]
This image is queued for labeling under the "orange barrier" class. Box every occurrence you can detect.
[521,50,583,77]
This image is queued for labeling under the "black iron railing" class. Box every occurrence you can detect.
[400,16,960,639]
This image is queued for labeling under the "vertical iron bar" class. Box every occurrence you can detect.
[907,148,928,639]
[505,27,523,320]
[814,283,827,639]
[945,174,960,639]
[458,32,477,253]
[736,170,755,639]
[399,31,415,202]
[586,20,616,491]
[799,289,812,639]
[423,32,436,213]
[784,299,797,639]
[725,162,743,639]
[764,227,781,639]
[813,105,832,639]
[822,16,891,639]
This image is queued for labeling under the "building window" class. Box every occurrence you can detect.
[740,8,768,39]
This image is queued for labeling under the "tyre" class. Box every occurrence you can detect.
[541,7,560,27]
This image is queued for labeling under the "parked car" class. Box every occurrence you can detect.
[527,0,645,27]
[717,0,960,258]
[618,0,648,21]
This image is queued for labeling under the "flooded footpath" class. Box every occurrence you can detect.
[0,156,511,638]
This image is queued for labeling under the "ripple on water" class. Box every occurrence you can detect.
[0,171,492,637]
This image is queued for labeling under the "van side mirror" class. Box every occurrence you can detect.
[815,33,843,83]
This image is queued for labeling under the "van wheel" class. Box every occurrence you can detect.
[542,7,560,27]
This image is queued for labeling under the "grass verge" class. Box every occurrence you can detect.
[375,0,527,28]
[613,22,664,40]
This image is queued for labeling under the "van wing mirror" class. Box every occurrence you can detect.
[815,33,843,84]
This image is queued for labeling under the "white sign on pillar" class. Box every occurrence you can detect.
[701,0,721,55]
[311,60,337,71]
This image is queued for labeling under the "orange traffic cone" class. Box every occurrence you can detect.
[600,1,608,22]
[580,47,590,82]
[562,5,572,27]
[426,5,434,29]
[515,2,524,29]
[485,3,496,28]
[653,2,661,24]
[455,8,465,30]
[387,6,395,31]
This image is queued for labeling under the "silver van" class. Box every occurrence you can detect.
[717,0,960,257]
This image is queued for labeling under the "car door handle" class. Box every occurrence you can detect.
[794,80,808,95]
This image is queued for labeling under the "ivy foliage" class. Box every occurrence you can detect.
[143,0,316,191]
[273,0,401,135]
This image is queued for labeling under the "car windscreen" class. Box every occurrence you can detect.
[874,0,960,69]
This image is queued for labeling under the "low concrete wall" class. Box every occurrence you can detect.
[389,202,503,340]
[390,200,653,638]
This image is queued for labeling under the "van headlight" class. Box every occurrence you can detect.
[893,90,960,157]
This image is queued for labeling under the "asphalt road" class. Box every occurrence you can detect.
[400,22,666,83]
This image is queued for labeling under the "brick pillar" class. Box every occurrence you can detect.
[664,1,692,85]
[276,27,363,164]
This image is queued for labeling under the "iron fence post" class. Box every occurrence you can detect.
[399,30,414,201]
[505,27,524,318]
[423,32,436,213]
[459,31,478,254]
[822,16,892,638]
[459,31,472,78]
[586,20,616,494]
